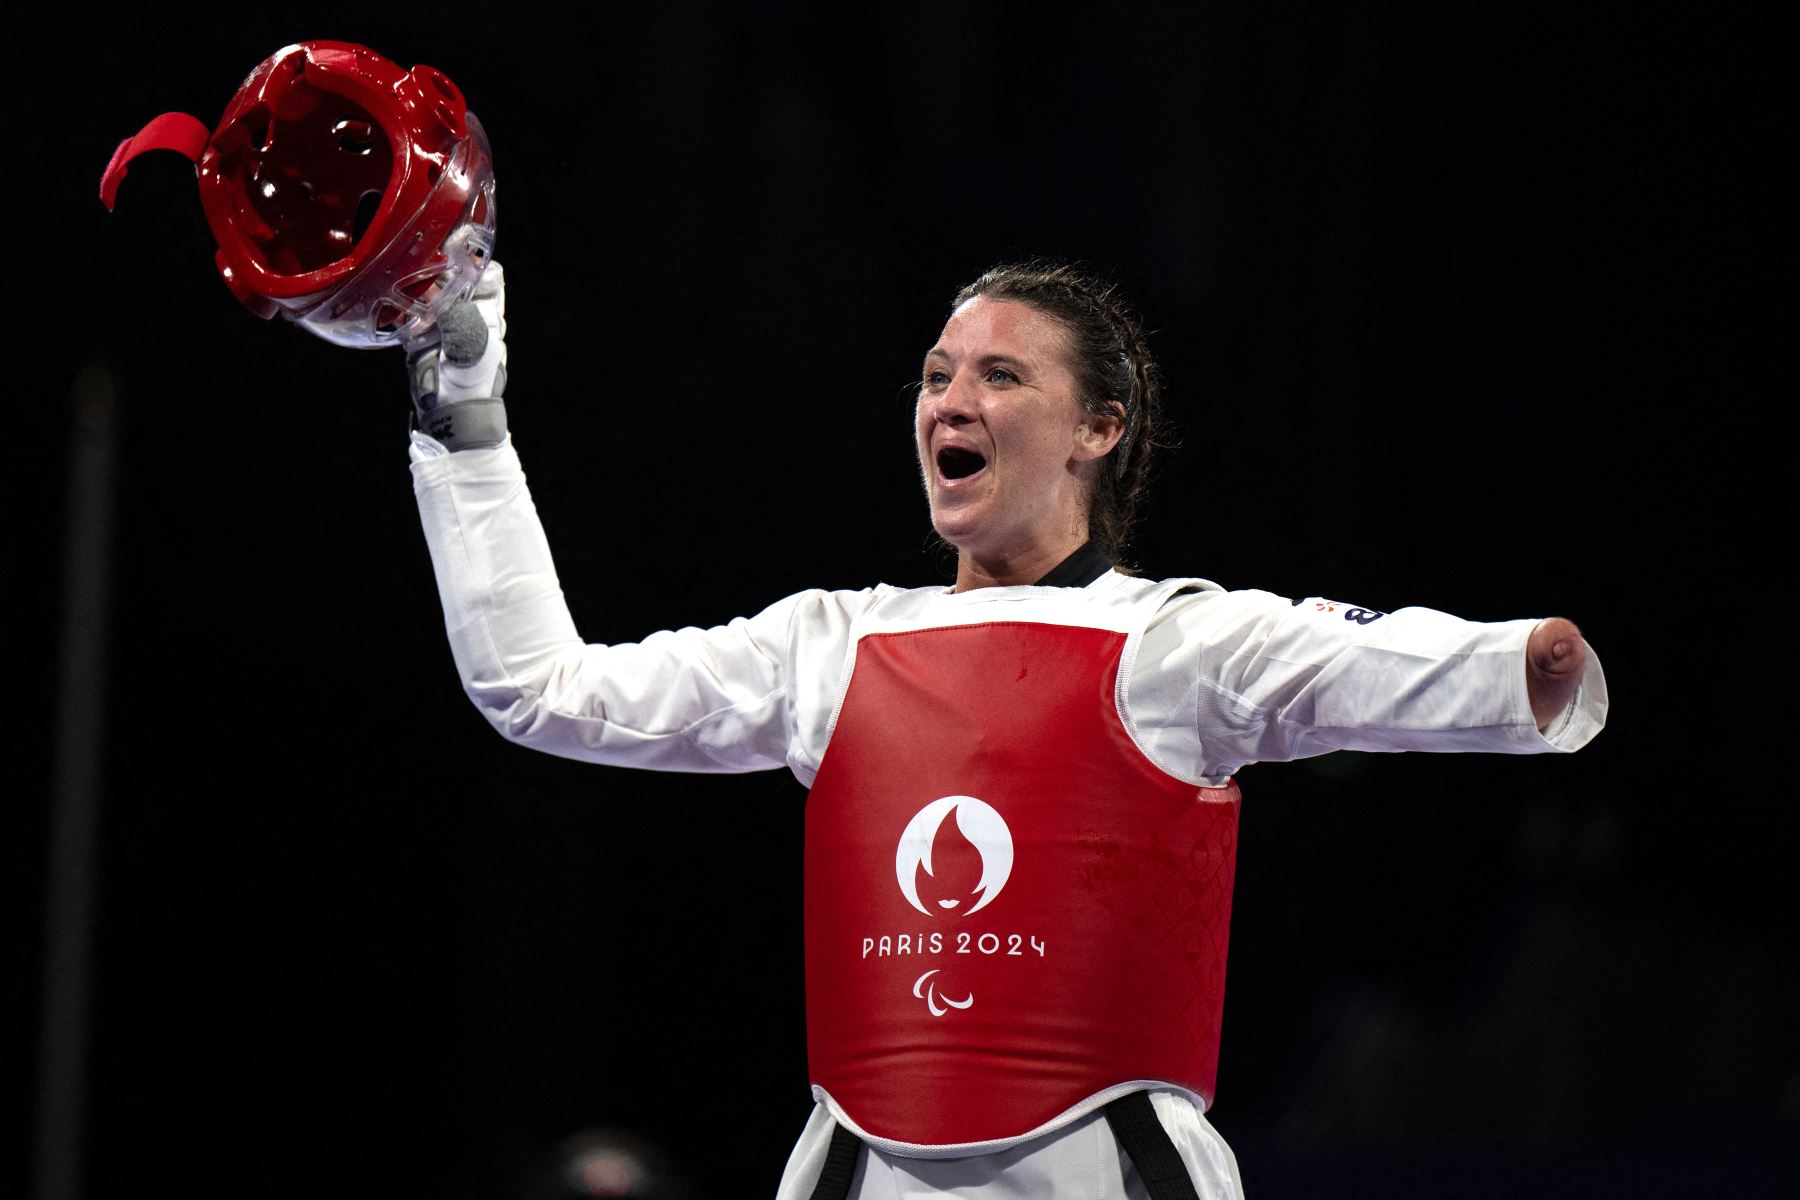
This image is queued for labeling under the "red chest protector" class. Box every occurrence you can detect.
[804,619,1241,1151]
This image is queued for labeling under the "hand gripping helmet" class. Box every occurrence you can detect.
[101,40,496,348]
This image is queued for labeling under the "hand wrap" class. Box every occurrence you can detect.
[407,261,508,451]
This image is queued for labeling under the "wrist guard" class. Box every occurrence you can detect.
[406,277,508,451]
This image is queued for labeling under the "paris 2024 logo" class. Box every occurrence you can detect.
[868,795,1047,1016]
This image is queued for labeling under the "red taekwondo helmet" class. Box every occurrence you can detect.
[101,40,496,348]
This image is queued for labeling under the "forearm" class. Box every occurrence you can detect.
[410,432,589,746]
[410,433,805,772]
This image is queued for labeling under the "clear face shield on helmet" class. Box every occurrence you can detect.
[101,40,496,349]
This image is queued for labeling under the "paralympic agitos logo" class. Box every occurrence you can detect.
[865,795,1047,1017]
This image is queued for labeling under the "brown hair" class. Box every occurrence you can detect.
[951,260,1166,565]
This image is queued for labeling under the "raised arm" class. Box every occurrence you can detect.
[404,265,839,775]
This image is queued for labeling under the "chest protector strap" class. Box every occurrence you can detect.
[804,621,1241,1151]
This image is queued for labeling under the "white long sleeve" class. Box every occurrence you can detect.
[1127,586,1607,785]
[411,434,1606,788]
[410,432,873,775]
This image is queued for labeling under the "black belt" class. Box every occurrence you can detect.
[1104,1090,1204,1200]
[807,1121,864,1200]
[808,1091,1200,1200]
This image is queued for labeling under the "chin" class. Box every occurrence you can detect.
[933,517,1018,564]
[930,521,969,552]
[928,504,979,550]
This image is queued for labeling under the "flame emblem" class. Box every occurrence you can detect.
[895,795,1013,917]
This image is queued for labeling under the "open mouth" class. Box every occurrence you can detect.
[936,446,988,480]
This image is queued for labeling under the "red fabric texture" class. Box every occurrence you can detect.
[805,621,1240,1147]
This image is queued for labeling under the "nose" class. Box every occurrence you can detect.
[929,372,979,427]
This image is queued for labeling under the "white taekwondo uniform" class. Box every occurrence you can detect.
[409,434,1607,1199]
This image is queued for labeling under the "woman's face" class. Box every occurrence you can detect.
[916,296,1118,569]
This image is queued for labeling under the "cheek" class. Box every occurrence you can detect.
[914,409,937,478]
[1020,411,1076,466]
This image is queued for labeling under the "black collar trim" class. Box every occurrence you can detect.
[1035,540,1115,587]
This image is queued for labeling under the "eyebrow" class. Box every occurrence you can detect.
[920,350,1030,374]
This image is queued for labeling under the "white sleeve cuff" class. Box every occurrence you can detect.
[1534,644,1609,752]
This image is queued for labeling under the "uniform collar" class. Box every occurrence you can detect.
[1033,540,1114,588]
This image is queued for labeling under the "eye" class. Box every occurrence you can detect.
[923,369,950,389]
[986,367,1018,384]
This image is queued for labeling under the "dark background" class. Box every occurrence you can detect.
[21,3,1787,1197]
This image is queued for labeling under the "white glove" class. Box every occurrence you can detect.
[407,260,508,450]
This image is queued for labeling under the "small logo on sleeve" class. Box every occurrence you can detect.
[1309,599,1387,625]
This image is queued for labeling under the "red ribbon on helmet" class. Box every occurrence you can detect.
[99,112,211,210]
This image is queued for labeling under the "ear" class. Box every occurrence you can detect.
[1071,401,1127,462]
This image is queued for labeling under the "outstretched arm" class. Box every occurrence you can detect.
[1140,587,1609,780]
[1526,617,1588,731]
